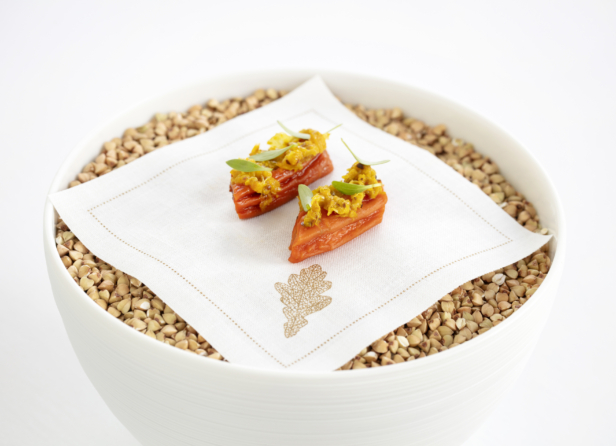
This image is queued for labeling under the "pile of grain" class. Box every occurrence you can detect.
[54,88,551,369]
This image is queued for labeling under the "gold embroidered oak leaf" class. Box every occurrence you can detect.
[275,264,332,338]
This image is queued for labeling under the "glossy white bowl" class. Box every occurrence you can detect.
[44,70,566,446]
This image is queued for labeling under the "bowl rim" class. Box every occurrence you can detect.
[44,68,567,378]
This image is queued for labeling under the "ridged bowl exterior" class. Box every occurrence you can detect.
[44,70,566,446]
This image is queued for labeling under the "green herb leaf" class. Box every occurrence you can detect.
[298,184,313,212]
[226,159,272,172]
[277,121,311,139]
[325,123,342,133]
[249,143,297,162]
[331,181,382,196]
[341,138,390,166]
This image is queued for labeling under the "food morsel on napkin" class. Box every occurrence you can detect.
[49,76,551,371]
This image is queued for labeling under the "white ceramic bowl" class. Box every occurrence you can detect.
[44,70,566,446]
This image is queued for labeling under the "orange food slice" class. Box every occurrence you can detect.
[288,191,388,263]
[231,151,334,219]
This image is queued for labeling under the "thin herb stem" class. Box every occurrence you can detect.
[341,138,390,166]
[277,121,311,139]
[325,123,342,133]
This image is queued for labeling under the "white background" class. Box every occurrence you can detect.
[0,0,614,444]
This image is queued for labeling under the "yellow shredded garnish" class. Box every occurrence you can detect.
[230,168,281,210]
[252,129,328,171]
[341,162,381,199]
[302,163,382,227]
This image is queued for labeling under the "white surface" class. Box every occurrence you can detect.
[42,70,565,446]
[0,0,614,444]
[49,75,551,371]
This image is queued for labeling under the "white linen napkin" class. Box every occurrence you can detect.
[50,76,550,371]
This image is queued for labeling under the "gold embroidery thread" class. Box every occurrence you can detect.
[276,264,332,338]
